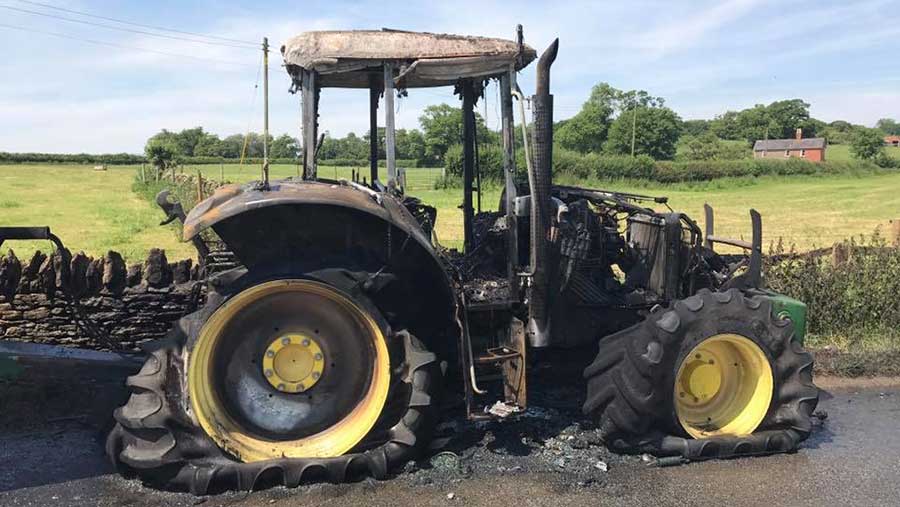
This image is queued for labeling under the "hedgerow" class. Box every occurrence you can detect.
[442,144,885,183]
[765,233,900,338]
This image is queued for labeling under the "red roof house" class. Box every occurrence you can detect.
[753,129,826,162]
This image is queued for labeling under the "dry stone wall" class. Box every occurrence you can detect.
[0,247,203,351]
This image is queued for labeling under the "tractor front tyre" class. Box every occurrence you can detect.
[106,278,440,494]
[583,288,819,460]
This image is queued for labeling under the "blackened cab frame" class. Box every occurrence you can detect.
[281,29,536,261]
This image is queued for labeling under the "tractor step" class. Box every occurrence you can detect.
[474,347,521,364]
[462,318,528,420]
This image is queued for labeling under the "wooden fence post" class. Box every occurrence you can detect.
[197,171,204,202]
[890,218,900,247]
[832,241,849,268]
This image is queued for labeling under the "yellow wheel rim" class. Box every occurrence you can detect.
[674,333,773,438]
[187,279,391,462]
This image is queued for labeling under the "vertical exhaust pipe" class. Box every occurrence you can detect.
[527,39,559,348]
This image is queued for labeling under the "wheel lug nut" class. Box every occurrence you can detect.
[266,350,275,358]
[312,372,320,380]
[282,337,291,345]
[314,353,323,361]
[302,338,311,347]
[265,369,273,377]
[277,383,286,391]
[298,384,306,391]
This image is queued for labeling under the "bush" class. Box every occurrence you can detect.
[0,152,146,165]
[443,144,505,180]
[677,134,752,161]
[874,152,900,169]
[180,156,301,165]
[652,158,875,183]
[850,127,886,161]
[318,158,421,168]
[0,152,431,168]
[765,232,900,338]
[443,143,881,184]
[432,172,461,189]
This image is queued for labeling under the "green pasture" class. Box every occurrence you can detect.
[2,163,899,262]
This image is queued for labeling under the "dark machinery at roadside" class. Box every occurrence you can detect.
[0,27,818,494]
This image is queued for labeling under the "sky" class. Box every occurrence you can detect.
[0,0,898,153]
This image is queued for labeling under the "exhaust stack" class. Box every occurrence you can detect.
[527,39,559,348]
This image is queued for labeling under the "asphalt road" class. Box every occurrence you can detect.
[1,378,898,507]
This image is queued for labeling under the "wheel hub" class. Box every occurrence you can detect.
[262,334,325,393]
[678,351,722,405]
[674,333,773,438]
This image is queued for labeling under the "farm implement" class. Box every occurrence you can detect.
[0,27,818,494]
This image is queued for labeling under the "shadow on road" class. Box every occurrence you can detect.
[0,423,114,492]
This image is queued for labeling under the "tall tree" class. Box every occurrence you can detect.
[681,119,710,137]
[418,104,492,165]
[270,134,300,159]
[220,134,245,158]
[193,132,224,157]
[173,127,206,157]
[850,128,886,161]
[556,101,612,153]
[395,128,426,161]
[557,82,664,154]
[144,138,178,177]
[766,99,811,139]
[734,104,772,143]
[604,106,682,160]
[710,111,741,140]
[876,118,900,135]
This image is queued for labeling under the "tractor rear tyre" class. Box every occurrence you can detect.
[106,275,440,493]
[583,288,819,460]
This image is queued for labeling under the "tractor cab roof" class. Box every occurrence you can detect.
[281,29,536,88]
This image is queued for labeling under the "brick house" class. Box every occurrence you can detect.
[753,129,827,162]
[885,135,900,147]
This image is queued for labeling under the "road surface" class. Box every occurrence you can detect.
[1,377,898,507]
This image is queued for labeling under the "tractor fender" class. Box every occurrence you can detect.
[182,179,459,357]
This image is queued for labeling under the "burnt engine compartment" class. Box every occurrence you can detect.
[428,185,744,348]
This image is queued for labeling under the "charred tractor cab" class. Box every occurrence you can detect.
[95,28,818,493]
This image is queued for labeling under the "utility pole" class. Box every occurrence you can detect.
[262,37,270,187]
[630,105,637,157]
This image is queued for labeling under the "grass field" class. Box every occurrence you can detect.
[825,144,900,162]
[2,163,900,262]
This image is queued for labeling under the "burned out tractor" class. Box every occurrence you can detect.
[0,28,819,493]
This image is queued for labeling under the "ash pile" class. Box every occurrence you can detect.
[397,351,644,490]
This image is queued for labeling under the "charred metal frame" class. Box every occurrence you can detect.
[500,68,519,301]
[368,74,381,184]
[301,69,320,180]
[461,80,476,252]
[383,63,397,185]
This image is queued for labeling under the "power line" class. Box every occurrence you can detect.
[1,4,258,50]
[0,23,254,67]
[16,0,258,46]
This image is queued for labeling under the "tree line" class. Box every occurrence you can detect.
[144,82,897,168]
[144,128,300,159]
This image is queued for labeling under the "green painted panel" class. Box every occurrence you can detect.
[766,293,808,345]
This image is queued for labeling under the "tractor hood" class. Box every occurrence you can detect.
[183,179,431,252]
